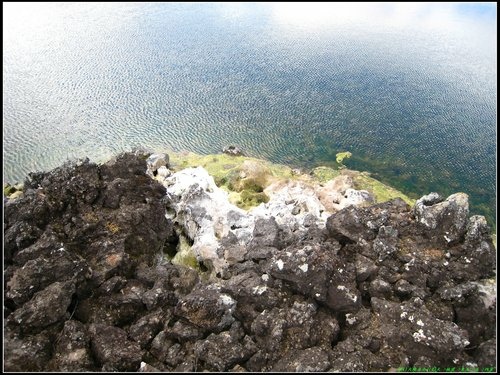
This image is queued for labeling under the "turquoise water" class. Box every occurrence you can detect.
[3,3,497,225]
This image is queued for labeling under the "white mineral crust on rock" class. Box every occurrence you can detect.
[159,165,379,274]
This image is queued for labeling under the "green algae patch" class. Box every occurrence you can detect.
[353,172,415,206]
[336,151,352,166]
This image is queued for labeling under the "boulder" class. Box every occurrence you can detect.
[413,192,469,245]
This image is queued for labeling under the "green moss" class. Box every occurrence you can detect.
[353,173,415,206]
[165,151,295,210]
[238,190,269,210]
[240,178,264,193]
[311,166,341,184]
[159,149,414,210]
[3,183,16,197]
[171,234,201,270]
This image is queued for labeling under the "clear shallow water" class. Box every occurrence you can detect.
[3,3,497,225]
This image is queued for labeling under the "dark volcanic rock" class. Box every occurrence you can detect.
[174,286,236,333]
[413,192,469,246]
[3,153,496,372]
[9,280,75,332]
[89,323,144,371]
[47,320,95,371]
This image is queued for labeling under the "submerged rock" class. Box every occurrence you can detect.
[3,151,496,372]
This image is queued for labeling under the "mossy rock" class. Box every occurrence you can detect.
[3,183,16,196]
[170,234,202,271]
[311,167,341,184]
[353,173,415,206]
[238,190,269,210]
[159,149,415,210]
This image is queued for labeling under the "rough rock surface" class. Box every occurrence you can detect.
[3,151,496,372]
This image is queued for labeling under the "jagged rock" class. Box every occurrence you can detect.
[413,192,469,245]
[163,166,254,273]
[355,254,379,282]
[174,286,236,333]
[193,323,257,371]
[336,188,375,210]
[371,297,471,364]
[6,246,89,306]
[3,152,496,373]
[249,217,281,249]
[326,203,388,243]
[47,320,95,371]
[89,324,144,371]
[146,153,169,176]
[316,175,354,212]
[167,320,204,342]
[271,346,331,372]
[10,281,75,332]
[4,328,53,371]
[474,338,496,368]
[265,242,341,303]
[129,309,165,349]
[254,179,330,234]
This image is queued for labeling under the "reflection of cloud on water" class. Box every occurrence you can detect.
[268,2,496,34]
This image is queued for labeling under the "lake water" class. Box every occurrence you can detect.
[3,3,497,226]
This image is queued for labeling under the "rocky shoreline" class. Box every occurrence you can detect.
[3,151,496,372]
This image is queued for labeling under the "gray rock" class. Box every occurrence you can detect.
[89,323,144,371]
[355,254,379,282]
[146,153,169,176]
[326,204,388,243]
[413,192,469,245]
[373,225,399,262]
[222,145,244,156]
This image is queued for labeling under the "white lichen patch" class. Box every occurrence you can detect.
[413,329,426,342]
[345,313,357,325]
[443,261,449,266]
[400,311,408,318]
[337,285,346,291]
[219,294,235,306]
[408,315,414,322]
[252,285,267,295]
[261,274,269,282]
[276,259,284,270]
[298,263,308,272]
[444,235,452,243]
[416,319,424,326]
